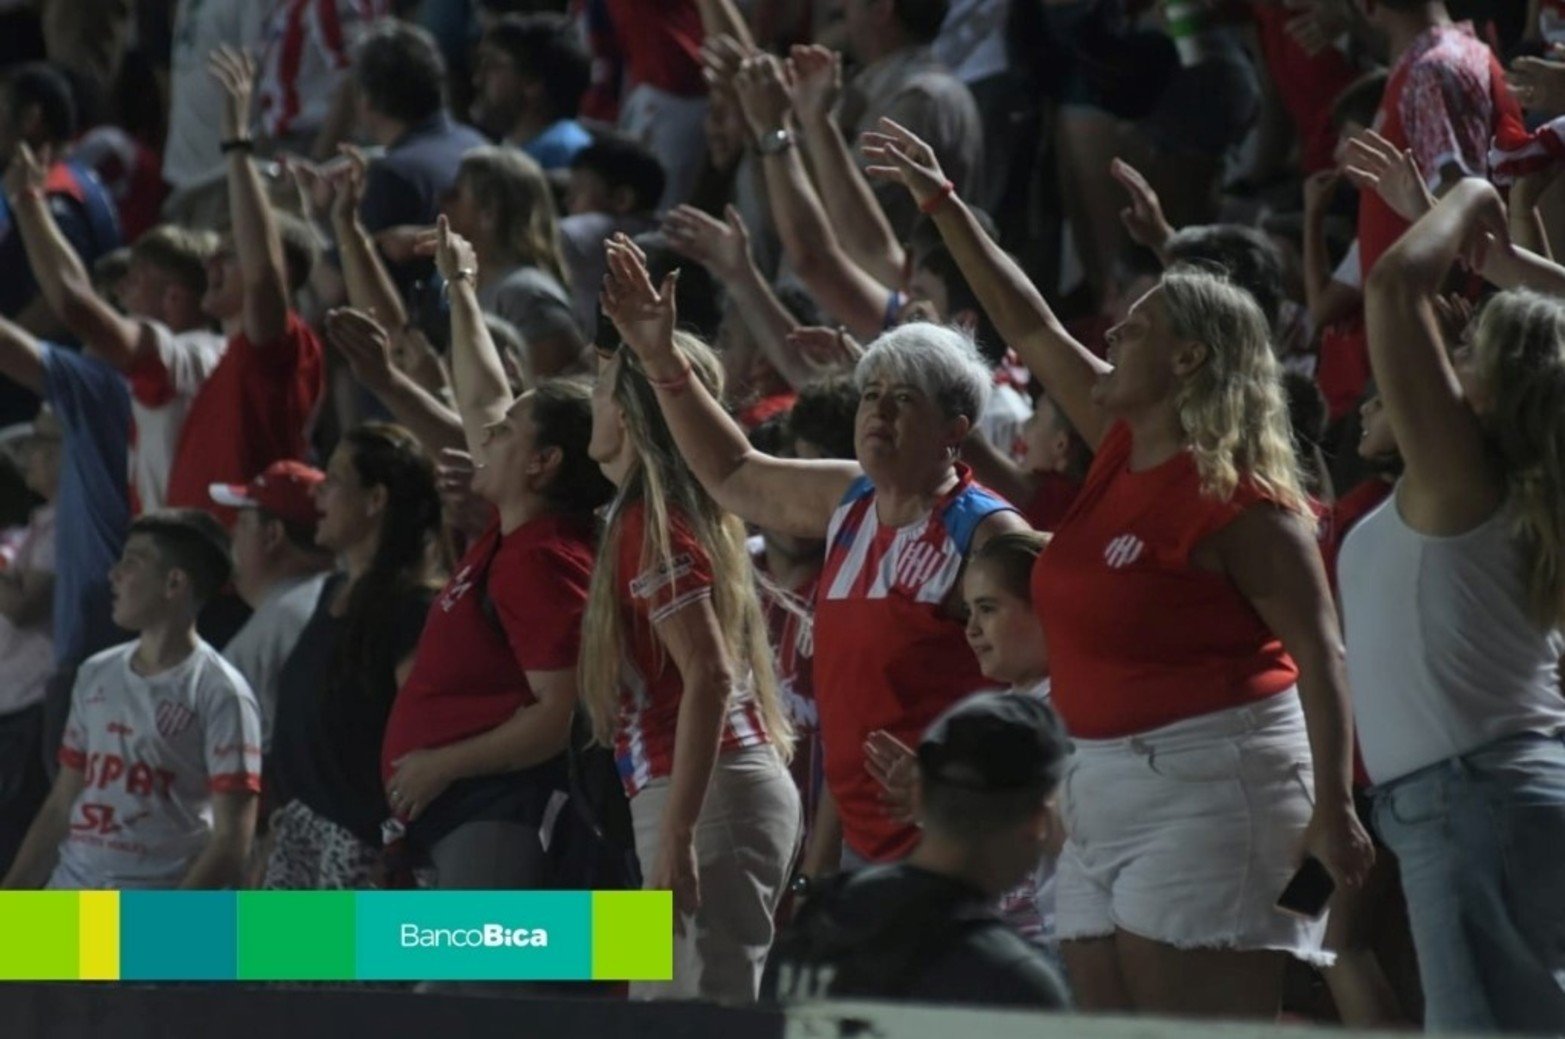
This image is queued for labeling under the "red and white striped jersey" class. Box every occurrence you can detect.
[258,0,390,140]
[814,467,1013,862]
[610,498,769,798]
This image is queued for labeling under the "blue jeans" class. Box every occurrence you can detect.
[1371,732,1565,1033]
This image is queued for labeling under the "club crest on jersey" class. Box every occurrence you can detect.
[1103,534,1145,569]
[155,699,196,739]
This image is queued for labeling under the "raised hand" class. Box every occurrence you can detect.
[1110,158,1175,254]
[1284,0,1349,57]
[733,53,795,140]
[864,729,918,824]
[3,142,49,203]
[325,307,397,392]
[789,325,864,368]
[600,233,680,369]
[207,45,257,144]
[412,214,479,284]
[662,204,752,282]
[788,44,842,123]
[1342,129,1433,222]
[435,447,493,541]
[329,145,368,228]
[1508,56,1565,117]
[861,118,950,208]
[376,224,433,265]
[700,33,752,101]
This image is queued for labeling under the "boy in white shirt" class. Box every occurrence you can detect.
[2,509,261,889]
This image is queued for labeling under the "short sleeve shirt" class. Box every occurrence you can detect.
[53,641,261,888]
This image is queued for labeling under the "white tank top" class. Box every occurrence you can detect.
[1340,488,1565,784]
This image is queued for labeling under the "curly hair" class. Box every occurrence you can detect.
[1160,267,1310,518]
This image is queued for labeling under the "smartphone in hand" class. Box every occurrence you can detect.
[1275,855,1335,919]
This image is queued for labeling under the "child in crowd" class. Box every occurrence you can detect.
[2,509,261,889]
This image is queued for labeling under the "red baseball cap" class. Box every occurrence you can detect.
[209,460,325,530]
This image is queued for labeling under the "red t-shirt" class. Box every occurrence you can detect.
[1358,24,1522,279]
[611,498,769,797]
[162,312,325,524]
[381,513,596,781]
[1033,422,1299,739]
[1251,3,1358,174]
[1020,472,1082,533]
[604,0,706,97]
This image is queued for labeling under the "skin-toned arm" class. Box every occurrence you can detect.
[798,784,842,877]
[648,596,738,920]
[1110,158,1176,264]
[385,669,578,821]
[662,204,852,390]
[695,0,757,50]
[1507,166,1559,260]
[4,143,144,369]
[790,45,906,286]
[418,218,510,458]
[178,790,257,888]
[1301,168,1365,330]
[1364,179,1508,531]
[1210,506,1374,889]
[1,766,83,887]
[323,146,409,331]
[211,47,291,348]
[863,119,1113,449]
[0,313,46,395]
[734,55,893,342]
[601,235,859,539]
[325,307,465,457]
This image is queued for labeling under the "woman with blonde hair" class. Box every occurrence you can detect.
[583,305,800,1002]
[443,146,586,378]
[1349,178,1565,1032]
[863,119,1373,1019]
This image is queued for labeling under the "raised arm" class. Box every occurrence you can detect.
[5,143,143,368]
[1363,178,1507,528]
[695,0,757,50]
[863,119,1112,448]
[789,45,906,286]
[1110,158,1175,264]
[600,234,858,540]
[326,145,409,330]
[663,203,847,390]
[734,55,892,342]
[1301,168,1363,330]
[211,47,290,348]
[0,313,45,395]
[422,218,510,458]
[325,307,465,457]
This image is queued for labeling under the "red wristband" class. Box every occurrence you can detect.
[919,180,955,215]
[646,358,693,394]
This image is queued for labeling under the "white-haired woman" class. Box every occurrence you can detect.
[862,120,1373,1019]
[599,234,1032,892]
[1350,178,1565,1032]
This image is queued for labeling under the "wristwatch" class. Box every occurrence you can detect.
[756,127,795,156]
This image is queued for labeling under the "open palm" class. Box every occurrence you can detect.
[601,235,678,366]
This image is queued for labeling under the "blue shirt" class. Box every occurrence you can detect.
[41,344,131,667]
[519,119,593,170]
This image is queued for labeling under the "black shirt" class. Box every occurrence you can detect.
[266,573,433,846]
[763,863,1070,1010]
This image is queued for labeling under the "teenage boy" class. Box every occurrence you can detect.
[1,509,261,890]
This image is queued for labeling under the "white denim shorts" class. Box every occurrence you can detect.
[1055,690,1330,964]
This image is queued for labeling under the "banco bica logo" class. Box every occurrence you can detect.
[399,923,550,948]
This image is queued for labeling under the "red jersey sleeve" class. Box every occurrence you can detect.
[492,533,593,672]
[618,502,715,626]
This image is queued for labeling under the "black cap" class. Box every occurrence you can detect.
[917,692,1069,792]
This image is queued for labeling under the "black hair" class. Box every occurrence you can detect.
[788,375,860,461]
[1163,224,1287,335]
[636,231,723,341]
[529,378,616,514]
[1331,70,1389,133]
[748,412,791,456]
[921,782,1053,839]
[894,0,951,44]
[774,283,826,330]
[353,21,447,126]
[332,424,441,699]
[916,244,1005,364]
[571,134,667,215]
[7,63,76,144]
[128,509,233,606]
[485,13,590,122]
